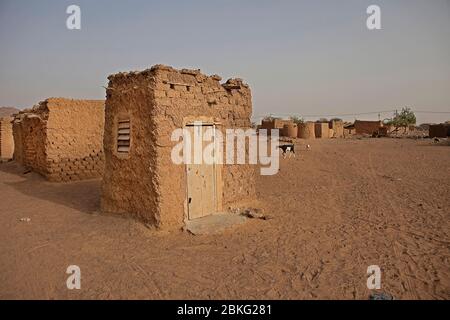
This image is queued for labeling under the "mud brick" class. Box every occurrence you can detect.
[167,90,181,98]
[183,93,195,100]
[154,90,166,98]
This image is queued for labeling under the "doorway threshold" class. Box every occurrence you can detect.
[184,212,247,235]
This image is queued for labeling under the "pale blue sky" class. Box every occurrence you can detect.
[1,0,449,123]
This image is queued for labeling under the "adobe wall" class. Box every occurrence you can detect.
[314,122,329,138]
[261,119,291,130]
[12,99,105,181]
[329,120,344,138]
[282,123,297,138]
[429,124,450,138]
[378,127,389,137]
[260,119,293,136]
[297,122,316,139]
[343,127,355,137]
[12,112,47,172]
[12,116,24,164]
[101,71,160,225]
[44,98,105,181]
[102,65,256,229]
[0,117,14,160]
[354,120,382,135]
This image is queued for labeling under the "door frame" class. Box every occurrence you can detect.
[184,121,222,220]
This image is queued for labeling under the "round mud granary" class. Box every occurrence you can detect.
[297,121,316,139]
[282,124,298,138]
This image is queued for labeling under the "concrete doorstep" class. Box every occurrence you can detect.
[184,212,248,235]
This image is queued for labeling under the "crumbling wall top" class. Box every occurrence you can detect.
[107,64,249,91]
[12,98,104,123]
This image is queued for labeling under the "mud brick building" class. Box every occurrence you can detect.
[354,120,383,135]
[343,122,355,136]
[315,122,330,138]
[259,118,294,136]
[0,117,14,160]
[101,65,256,229]
[429,123,450,138]
[260,118,291,130]
[329,120,344,138]
[12,98,105,181]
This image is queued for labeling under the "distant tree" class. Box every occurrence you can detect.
[262,115,280,122]
[317,118,328,123]
[290,116,304,125]
[386,107,416,133]
[330,117,343,122]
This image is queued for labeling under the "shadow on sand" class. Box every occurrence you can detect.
[0,161,101,214]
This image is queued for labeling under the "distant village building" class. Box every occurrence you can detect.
[354,120,383,135]
[259,118,294,137]
[343,123,355,136]
[0,117,14,160]
[329,120,344,138]
[282,123,298,138]
[258,118,344,139]
[429,123,450,138]
[12,98,105,181]
[101,65,256,229]
[260,119,291,130]
[376,126,389,137]
[297,122,316,139]
[315,121,330,138]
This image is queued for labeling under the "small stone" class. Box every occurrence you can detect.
[241,208,270,220]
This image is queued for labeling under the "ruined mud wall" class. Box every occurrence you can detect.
[44,98,105,182]
[12,111,47,172]
[329,120,344,138]
[343,127,355,137]
[354,120,382,135]
[0,117,14,160]
[12,99,105,181]
[12,117,24,164]
[102,65,256,229]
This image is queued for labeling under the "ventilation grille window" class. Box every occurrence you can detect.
[117,119,130,153]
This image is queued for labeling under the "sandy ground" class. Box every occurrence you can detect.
[0,138,449,300]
